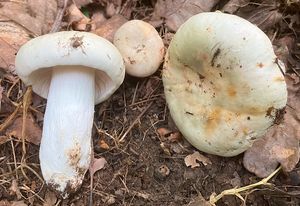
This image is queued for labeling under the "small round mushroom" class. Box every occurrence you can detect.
[15,31,125,197]
[162,12,288,157]
[113,20,165,77]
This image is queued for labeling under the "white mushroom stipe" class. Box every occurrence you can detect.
[162,12,288,157]
[14,31,125,197]
[40,66,95,197]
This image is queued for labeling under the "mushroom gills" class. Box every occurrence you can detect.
[39,65,95,197]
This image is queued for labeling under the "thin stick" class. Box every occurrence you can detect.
[0,103,21,132]
[118,102,153,143]
[10,139,18,179]
[50,0,69,33]
[209,166,282,205]
[20,87,32,180]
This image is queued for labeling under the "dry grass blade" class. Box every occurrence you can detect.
[209,167,281,205]
[20,86,32,180]
[0,104,21,132]
[118,101,153,143]
[50,0,69,33]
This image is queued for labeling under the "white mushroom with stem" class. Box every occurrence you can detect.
[162,12,288,157]
[114,20,165,77]
[15,31,125,197]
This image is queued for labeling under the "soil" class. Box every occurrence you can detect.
[0,0,300,206]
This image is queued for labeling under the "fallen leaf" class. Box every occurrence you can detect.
[67,3,95,31]
[0,0,57,72]
[157,127,182,142]
[0,0,57,36]
[0,200,10,206]
[244,74,300,177]
[184,151,212,168]
[74,0,93,8]
[93,14,127,42]
[9,180,22,200]
[11,201,27,206]
[89,156,107,204]
[91,10,107,28]
[0,86,3,111]
[273,36,295,68]
[0,135,11,145]
[237,1,282,30]
[43,190,57,206]
[0,21,31,73]
[98,139,109,150]
[157,127,172,137]
[100,0,122,18]
[222,0,251,14]
[89,156,107,176]
[151,0,219,31]
[6,113,42,145]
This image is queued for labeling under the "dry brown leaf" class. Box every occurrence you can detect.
[0,200,27,206]
[9,180,22,200]
[157,127,172,138]
[244,74,300,178]
[88,156,107,205]
[0,0,57,36]
[11,201,27,206]
[237,2,282,30]
[151,0,219,31]
[43,190,57,206]
[184,151,212,168]
[98,139,110,150]
[67,4,95,31]
[222,0,251,14]
[6,113,42,145]
[157,127,182,142]
[0,0,57,72]
[93,14,127,42]
[91,10,107,28]
[0,86,3,111]
[0,21,31,73]
[274,36,295,68]
[89,157,107,176]
[74,0,93,8]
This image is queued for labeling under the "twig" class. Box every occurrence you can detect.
[0,103,21,132]
[209,166,282,205]
[118,102,153,143]
[20,86,32,180]
[50,0,69,33]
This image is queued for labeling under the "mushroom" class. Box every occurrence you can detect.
[162,12,288,157]
[113,20,165,77]
[15,31,125,197]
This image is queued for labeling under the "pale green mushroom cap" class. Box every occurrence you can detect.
[162,12,287,157]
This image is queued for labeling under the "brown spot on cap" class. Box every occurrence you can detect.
[257,62,264,68]
[205,108,222,135]
[227,85,237,97]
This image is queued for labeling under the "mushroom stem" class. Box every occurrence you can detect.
[39,66,95,197]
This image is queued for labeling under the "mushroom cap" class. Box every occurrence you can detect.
[15,31,125,104]
[162,12,288,157]
[113,20,165,77]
